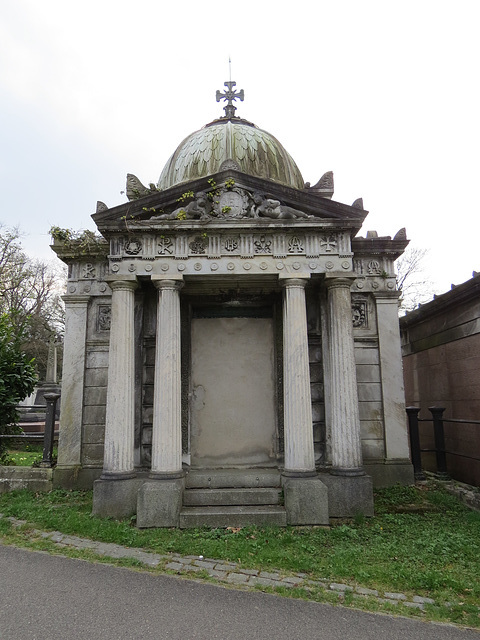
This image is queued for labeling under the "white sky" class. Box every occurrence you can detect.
[1,0,479,296]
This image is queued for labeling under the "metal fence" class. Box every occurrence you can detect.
[0,393,60,468]
[406,406,480,482]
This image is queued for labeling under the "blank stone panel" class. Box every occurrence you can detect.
[309,363,323,383]
[83,387,107,406]
[310,383,324,402]
[360,420,384,439]
[308,344,322,364]
[84,368,108,387]
[354,347,380,365]
[357,383,382,402]
[312,403,325,422]
[355,364,381,383]
[82,444,104,466]
[83,405,106,425]
[86,349,109,369]
[358,401,383,422]
[361,439,385,459]
[83,423,105,443]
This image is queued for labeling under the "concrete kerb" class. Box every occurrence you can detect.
[0,513,440,611]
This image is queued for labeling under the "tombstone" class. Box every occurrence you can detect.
[52,82,413,526]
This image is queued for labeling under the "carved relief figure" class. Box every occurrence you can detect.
[151,192,212,221]
[250,193,313,220]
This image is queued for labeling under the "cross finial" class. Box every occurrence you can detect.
[216,81,244,119]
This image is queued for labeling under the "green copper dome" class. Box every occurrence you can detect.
[158,119,305,191]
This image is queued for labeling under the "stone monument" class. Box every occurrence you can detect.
[52,81,413,526]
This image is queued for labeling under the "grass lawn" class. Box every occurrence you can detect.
[0,481,479,628]
[4,444,57,467]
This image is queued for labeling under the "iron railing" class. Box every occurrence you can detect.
[406,406,480,481]
[0,393,60,468]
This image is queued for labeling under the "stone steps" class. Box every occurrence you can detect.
[183,487,282,507]
[185,468,281,489]
[179,505,287,528]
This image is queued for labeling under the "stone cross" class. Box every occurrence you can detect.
[216,81,244,118]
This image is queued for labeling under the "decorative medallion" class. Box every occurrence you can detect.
[243,262,252,270]
[260,262,268,270]
[210,263,219,271]
[325,261,334,270]
[254,235,272,254]
[128,263,136,272]
[98,305,112,332]
[158,237,174,255]
[367,260,381,275]
[342,261,350,269]
[276,262,284,270]
[309,262,318,270]
[224,237,239,252]
[145,264,153,272]
[214,188,249,218]
[227,262,235,270]
[69,285,76,293]
[356,281,364,289]
[352,301,367,328]
[111,264,119,273]
[320,235,337,252]
[293,262,301,270]
[99,283,107,292]
[194,262,202,271]
[161,264,169,271]
[189,237,207,254]
[82,263,95,279]
[124,238,142,255]
[84,285,91,293]
[288,236,303,253]
[177,264,186,271]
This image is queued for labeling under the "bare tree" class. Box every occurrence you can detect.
[395,246,435,313]
[0,225,66,379]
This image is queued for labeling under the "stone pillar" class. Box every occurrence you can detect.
[374,292,413,484]
[321,275,373,517]
[325,276,363,475]
[55,295,89,478]
[93,277,139,519]
[151,277,184,477]
[279,275,328,526]
[137,276,185,528]
[281,276,315,475]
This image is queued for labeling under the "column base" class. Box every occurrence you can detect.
[92,476,141,519]
[319,473,374,517]
[136,477,185,528]
[282,475,329,525]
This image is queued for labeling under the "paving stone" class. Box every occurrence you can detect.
[403,601,424,610]
[259,571,281,580]
[215,562,238,572]
[412,595,435,605]
[355,586,379,597]
[249,576,279,588]
[207,569,228,579]
[281,576,304,585]
[377,598,399,606]
[384,592,407,601]
[166,562,184,571]
[329,583,353,592]
[225,572,250,584]
[236,568,259,576]
[193,560,217,570]
[184,565,207,573]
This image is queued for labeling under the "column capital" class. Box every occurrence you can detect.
[324,274,356,290]
[61,294,91,306]
[279,275,310,289]
[151,276,184,291]
[106,276,138,292]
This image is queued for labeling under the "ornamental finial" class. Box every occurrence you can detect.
[216,80,244,119]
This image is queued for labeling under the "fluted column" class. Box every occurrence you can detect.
[101,278,138,478]
[325,276,364,475]
[151,277,184,477]
[281,276,316,475]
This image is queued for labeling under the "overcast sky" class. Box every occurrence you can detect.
[1,0,479,296]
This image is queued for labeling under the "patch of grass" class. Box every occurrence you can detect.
[1,481,480,628]
[5,444,57,467]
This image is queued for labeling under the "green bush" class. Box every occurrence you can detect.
[0,313,37,464]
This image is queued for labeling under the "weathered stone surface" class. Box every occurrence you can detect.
[283,476,329,525]
[319,473,374,517]
[136,478,184,528]
[92,477,141,519]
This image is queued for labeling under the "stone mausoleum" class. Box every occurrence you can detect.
[52,83,413,527]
